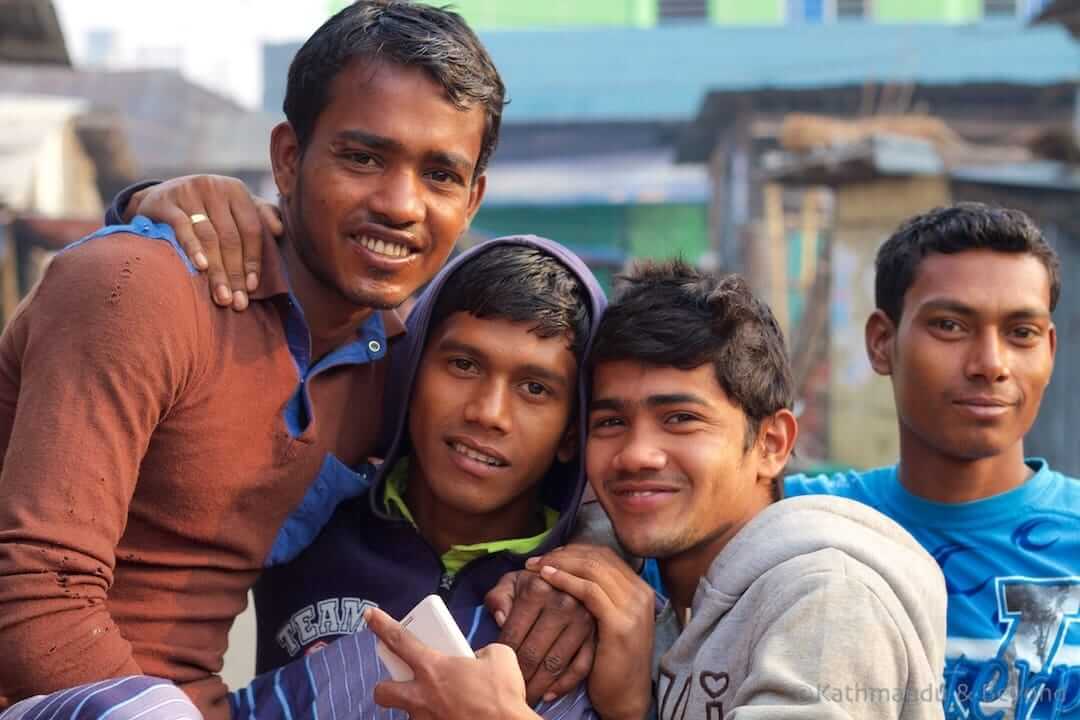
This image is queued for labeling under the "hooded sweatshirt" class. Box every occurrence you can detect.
[653,495,947,720]
[234,236,606,719]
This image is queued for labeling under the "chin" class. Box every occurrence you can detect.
[345,285,407,311]
[615,528,683,560]
[940,432,1016,461]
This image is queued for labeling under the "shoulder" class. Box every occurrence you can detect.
[783,465,895,504]
[751,551,904,625]
[1039,465,1080,504]
[49,218,198,288]
[28,219,204,329]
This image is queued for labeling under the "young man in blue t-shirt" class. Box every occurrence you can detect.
[786,203,1080,720]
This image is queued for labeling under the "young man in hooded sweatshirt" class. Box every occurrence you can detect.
[785,204,1080,720]
[222,236,605,719]
[365,260,948,720]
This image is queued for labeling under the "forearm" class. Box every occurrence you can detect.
[104,180,161,225]
[0,557,141,698]
[233,630,551,720]
[0,238,198,699]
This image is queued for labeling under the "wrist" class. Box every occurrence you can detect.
[594,682,651,720]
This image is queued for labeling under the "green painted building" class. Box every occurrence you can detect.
[330,0,1052,27]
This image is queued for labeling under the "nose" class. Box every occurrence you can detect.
[463,380,511,435]
[965,330,1010,383]
[611,426,667,474]
[368,168,425,228]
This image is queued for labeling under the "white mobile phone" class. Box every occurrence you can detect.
[375,594,475,681]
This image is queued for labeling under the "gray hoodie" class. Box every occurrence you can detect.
[653,495,947,719]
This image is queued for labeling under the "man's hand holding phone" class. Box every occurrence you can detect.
[365,601,541,720]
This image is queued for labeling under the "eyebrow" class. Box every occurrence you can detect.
[920,299,1051,321]
[590,393,712,413]
[336,130,474,176]
[437,339,570,389]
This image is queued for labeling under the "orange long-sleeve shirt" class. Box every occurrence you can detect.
[0,220,402,719]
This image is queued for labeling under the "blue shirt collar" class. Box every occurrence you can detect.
[879,458,1057,529]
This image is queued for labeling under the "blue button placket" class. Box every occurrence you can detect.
[268,289,390,565]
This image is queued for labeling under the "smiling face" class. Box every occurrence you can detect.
[868,249,1056,462]
[406,312,578,534]
[586,361,791,563]
[271,58,487,310]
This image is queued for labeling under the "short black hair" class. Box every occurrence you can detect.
[429,245,591,362]
[592,259,794,451]
[876,202,1061,324]
[284,0,506,176]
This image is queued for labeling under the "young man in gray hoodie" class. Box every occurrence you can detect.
[365,260,949,720]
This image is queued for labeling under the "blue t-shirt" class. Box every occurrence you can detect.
[786,460,1080,719]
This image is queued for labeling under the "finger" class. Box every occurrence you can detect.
[364,607,438,670]
[241,205,277,293]
[188,209,232,306]
[227,191,264,299]
[516,599,572,686]
[538,565,617,623]
[257,200,284,236]
[531,547,637,590]
[497,571,550,651]
[153,203,208,272]
[204,192,248,310]
[485,571,519,628]
[541,632,596,702]
[524,610,594,704]
[372,679,424,716]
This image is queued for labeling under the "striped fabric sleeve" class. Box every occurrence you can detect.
[230,628,598,720]
[0,676,201,720]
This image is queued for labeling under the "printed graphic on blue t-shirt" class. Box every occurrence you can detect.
[786,461,1080,719]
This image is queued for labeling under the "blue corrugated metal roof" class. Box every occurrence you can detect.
[481,20,1079,122]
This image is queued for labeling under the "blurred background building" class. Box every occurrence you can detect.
[3,0,1078,470]
[4,0,1079,688]
[1,0,1076,476]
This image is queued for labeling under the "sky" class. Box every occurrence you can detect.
[53,0,332,109]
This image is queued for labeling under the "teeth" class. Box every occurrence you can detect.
[451,441,504,467]
[359,235,410,258]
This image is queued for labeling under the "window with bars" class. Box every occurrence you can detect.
[788,0,871,22]
[984,0,1018,16]
[659,0,708,22]
[836,0,870,19]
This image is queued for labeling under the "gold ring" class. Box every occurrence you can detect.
[190,213,210,225]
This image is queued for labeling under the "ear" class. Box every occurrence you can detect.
[754,409,797,486]
[270,122,301,201]
[1049,321,1057,361]
[865,309,896,377]
[556,422,578,464]
[464,173,487,228]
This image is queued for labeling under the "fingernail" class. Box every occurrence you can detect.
[194,252,208,269]
[363,608,373,622]
[543,693,556,703]
[540,566,557,578]
[494,610,506,626]
[246,272,258,292]
[233,291,248,310]
[525,557,540,568]
[215,286,232,304]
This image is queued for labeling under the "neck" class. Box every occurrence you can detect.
[897,426,1033,503]
[404,464,545,555]
[281,238,373,361]
[658,519,747,625]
